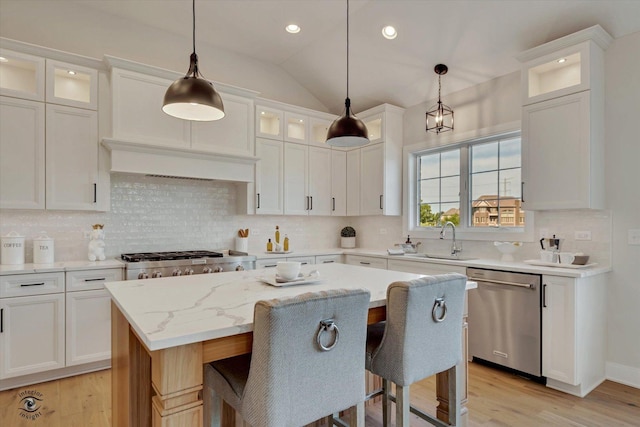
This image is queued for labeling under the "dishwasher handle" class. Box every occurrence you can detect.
[468,277,534,289]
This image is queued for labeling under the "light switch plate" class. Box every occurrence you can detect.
[629,229,640,246]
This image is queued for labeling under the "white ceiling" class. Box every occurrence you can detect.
[12,1,640,113]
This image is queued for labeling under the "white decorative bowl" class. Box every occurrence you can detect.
[494,241,522,262]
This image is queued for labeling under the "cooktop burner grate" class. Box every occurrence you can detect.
[121,251,224,262]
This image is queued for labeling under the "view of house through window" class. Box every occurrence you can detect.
[417,134,524,229]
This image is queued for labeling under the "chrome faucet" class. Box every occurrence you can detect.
[440,221,462,256]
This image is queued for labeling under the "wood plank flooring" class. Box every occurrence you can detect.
[1,363,638,426]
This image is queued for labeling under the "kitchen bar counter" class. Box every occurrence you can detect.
[106,263,475,427]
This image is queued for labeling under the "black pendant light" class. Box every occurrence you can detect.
[326,0,369,147]
[425,64,454,134]
[162,0,225,121]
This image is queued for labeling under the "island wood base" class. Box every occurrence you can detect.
[112,303,468,427]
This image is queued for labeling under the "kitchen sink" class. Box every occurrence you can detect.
[404,253,477,261]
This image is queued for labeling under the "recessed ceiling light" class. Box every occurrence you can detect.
[0,57,8,62]
[286,24,301,34]
[557,58,566,63]
[68,70,76,75]
[382,25,397,40]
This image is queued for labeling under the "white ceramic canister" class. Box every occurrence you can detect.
[33,232,55,264]
[1,231,26,265]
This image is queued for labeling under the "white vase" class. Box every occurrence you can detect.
[341,237,356,249]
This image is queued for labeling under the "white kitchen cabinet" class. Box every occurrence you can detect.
[387,259,466,275]
[330,150,347,216]
[46,103,99,210]
[255,138,284,215]
[309,117,333,147]
[255,105,283,140]
[0,49,45,101]
[65,289,111,366]
[0,96,45,209]
[0,271,66,379]
[192,92,255,156]
[284,111,308,144]
[283,142,308,215]
[315,254,342,264]
[518,26,610,211]
[346,149,360,216]
[46,59,98,110]
[308,146,332,216]
[344,254,388,270]
[285,256,315,266]
[542,274,606,397]
[256,258,280,269]
[360,142,385,215]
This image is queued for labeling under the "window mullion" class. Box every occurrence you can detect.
[460,146,470,229]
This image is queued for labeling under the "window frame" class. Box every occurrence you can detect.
[403,123,534,242]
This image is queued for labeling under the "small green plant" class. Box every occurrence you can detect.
[340,226,356,237]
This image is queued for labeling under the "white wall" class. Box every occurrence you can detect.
[0,0,327,111]
[604,31,640,386]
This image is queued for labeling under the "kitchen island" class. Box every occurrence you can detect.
[106,263,476,427]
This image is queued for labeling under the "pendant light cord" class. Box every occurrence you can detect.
[346,0,350,100]
[192,0,196,54]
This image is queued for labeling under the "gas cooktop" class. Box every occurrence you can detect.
[121,251,223,262]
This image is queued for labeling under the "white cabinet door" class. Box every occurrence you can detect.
[192,92,254,156]
[283,111,308,144]
[542,275,577,385]
[283,142,308,215]
[111,68,190,147]
[255,105,283,140]
[45,59,98,110]
[255,138,284,215]
[331,150,347,216]
[65,289,111,366]
[360,142,384,215]
[0,96,45,209]
[522,91,597,210]
[308,146,332,216]
[346,149,360,216]
[0,49,45,101]
[0,293,65,379]
[45,104,98,210]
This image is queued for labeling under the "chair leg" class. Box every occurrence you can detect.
[395,384,411,427]
[381,378,392,427]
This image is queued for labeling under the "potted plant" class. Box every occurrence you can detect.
[340,226,356,248]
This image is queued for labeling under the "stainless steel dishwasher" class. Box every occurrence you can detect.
[467,267,544,381]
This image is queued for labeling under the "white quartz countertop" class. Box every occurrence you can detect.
[0,259,124,275]
[105,263,476,352]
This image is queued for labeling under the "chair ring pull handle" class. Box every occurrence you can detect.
[317,319,339,351]
[432,297,447,323]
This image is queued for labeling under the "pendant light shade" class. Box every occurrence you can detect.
[326,0,369,147]
[163,0,224,121]
[426,64,453,134]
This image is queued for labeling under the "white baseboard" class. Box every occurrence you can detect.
[606,361,640,389]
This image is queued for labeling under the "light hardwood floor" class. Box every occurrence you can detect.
[1,363,638,426]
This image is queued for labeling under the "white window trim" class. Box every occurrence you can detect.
[403,121,535,242]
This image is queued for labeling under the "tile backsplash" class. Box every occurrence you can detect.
[0,174,611,266]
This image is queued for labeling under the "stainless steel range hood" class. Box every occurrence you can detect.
[102,138,257,183]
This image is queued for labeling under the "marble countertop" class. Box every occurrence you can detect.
[0,259,124,275]
[105,263,476,352]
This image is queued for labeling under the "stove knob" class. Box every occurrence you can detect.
[152,271,163,278]
[213,266,224,273]
[184,268,194,275]
[235,265,245,271]
[202,267,213,274]
[172,269,182,276]
[138,272,149,279]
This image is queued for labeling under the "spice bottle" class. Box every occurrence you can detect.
[275,226,280,244]
[267,238,273,252]
[283,234,289,252]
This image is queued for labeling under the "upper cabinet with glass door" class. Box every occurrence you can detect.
[46,60,98,110]
[256,105,283,140]
[0,50,45,101]
[517,25,612,105]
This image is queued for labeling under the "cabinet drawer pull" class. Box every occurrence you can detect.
[310,196,313,210]
[84,278,106,282]
[360,261,371,265]
[93,183,97,203]
[322,260,335,264]
[20,282,45,287]
[521,182,525,203]
[332,197,335,211]
[379,195,383,210]
[1,308,3,333]
[301,262,308,265]
[257,193,261,209]
[264,264,277,268]
[542,284,547,308]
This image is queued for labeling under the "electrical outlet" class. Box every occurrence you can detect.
[379,228,387,235]
[629,229,640,246]
[575,230,592,241]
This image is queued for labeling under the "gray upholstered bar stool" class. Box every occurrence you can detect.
[365,273,467,427]
[203,288,371,427]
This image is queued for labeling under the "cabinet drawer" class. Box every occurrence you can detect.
[0,272,64,297]
[66,268,123,292]
[256,258,280,269]
[315,254,342,264]
[286,256,315,266]
[344,255,388,270]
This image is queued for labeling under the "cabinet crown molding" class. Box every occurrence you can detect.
[516,25,613,63]
[0,37,106,71]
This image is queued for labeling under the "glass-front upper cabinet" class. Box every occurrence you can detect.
[256,105,283,140]
[284,111,308,144]
[309,117,333,147]
[0,49,45,101]
[46,60,98,110]
[362,113,383,144]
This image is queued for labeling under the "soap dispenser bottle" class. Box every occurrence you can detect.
[275,226,280,244]
[283,234,289,252]
[267,238,273,252]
